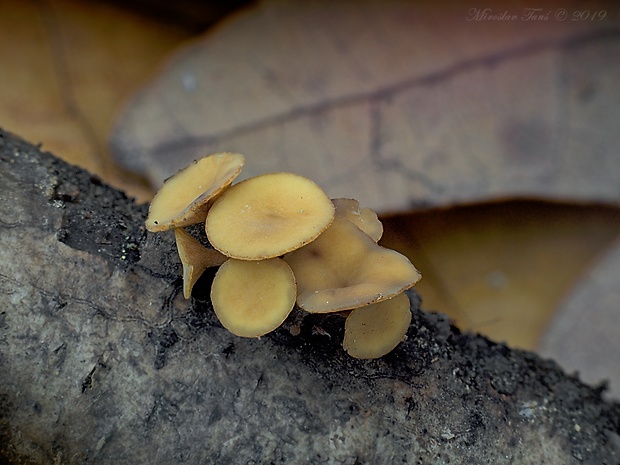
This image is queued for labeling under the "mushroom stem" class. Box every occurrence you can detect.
[175,228,228,299]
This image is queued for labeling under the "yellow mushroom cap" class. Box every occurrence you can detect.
[206,172,335,260]
[343,292,412,359]
[332,198,383,242]
[174,228,228,299]
[211,258,297,337]
[146,152,245,232]
[283,216,421,313]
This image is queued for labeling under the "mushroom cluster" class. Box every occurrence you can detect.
[145,153,421,359]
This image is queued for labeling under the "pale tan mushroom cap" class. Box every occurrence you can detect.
[211,258,297,337]
[284,216,421,313]
[343,292,412,359]
[174,228,228,299]
[332,198,383,242]
[206,172,335,260]
[146,152,245,232]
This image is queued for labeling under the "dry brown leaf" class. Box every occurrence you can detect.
[110,0,620,211]
[0,0,191,199]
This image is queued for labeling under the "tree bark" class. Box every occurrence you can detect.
[0,128,618,465]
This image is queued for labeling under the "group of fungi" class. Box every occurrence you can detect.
[145,153,421,359]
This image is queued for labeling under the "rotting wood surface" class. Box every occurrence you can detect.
[1,128,619,464]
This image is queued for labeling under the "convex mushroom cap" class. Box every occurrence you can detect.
[211,258,297,337]
[332,198,383,242]
[146,152,245,232]
[284,216,421,313]
[174,228,227,299]
[206,172,335,260]
[343,292,412,359]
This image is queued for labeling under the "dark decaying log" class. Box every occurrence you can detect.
[0,128,619,465]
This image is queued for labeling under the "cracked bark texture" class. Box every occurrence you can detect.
[1,128,619,464]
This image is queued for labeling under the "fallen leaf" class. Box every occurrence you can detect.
[110,0,620,211]
[0,0,192,199]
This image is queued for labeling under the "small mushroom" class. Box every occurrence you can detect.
[343,292,411,359]
[332,198,383,242]
[146,152,245,232]
[211,258,297,337]
[284,216,421,313]
[174,228,228,299]
[206,172,335,260]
